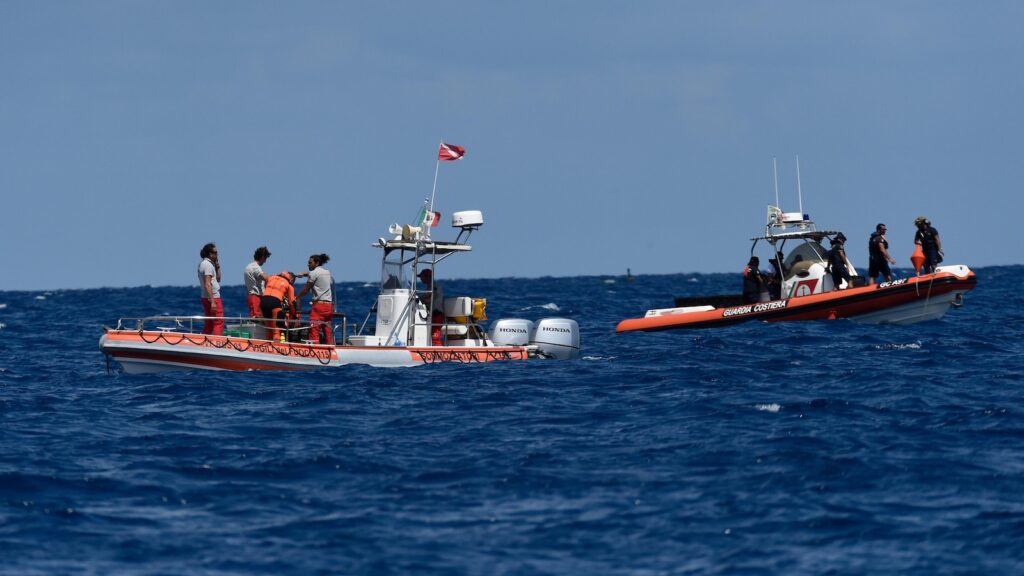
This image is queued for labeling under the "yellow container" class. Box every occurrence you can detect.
[472,298,487,321]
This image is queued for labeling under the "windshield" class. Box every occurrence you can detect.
[381,254,406,290]
[784,240,828,269]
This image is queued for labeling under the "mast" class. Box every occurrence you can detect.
[773,156,780,209]
[796,155,803,216]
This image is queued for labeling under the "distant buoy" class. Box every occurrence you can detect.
[910,245,926,275]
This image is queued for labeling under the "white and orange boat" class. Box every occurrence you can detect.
[616,207,976,333]
[100,205,579,373]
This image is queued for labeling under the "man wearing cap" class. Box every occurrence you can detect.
[742,256,765,303]
[914,217,943,274]
[261,271,297,342]
[827,233,852,290]
[867,224,897,285]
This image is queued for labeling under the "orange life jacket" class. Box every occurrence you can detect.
[264,275,294,303]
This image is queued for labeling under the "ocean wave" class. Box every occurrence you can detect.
[2,267,1021,574]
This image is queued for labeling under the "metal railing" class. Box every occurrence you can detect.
[110,314,347,344]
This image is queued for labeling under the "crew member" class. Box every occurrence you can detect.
[297,253,335,345]
[198,242,223,335]
[742,256,764,303]
[419,268,444,346]
[261,271,297,342]
[827,233,852,290]
[867,223,896,285]
[913,216,943,274]
[244,246,271,318]
[767,251,785,300]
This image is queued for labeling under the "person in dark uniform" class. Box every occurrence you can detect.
[914,216,943,273]
[867,223,897,285]
[767,250,786,300]
[827,233,852,290]
[742,256,765,303]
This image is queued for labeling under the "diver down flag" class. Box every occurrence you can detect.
[438,143,466,161]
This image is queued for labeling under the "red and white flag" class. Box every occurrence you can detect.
[438,143,466,161]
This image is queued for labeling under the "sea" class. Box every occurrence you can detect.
[1,266,1022,575]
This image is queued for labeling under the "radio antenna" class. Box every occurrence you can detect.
[796,155,804,216]
[773,156,780,209]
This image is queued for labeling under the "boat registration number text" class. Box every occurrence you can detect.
[723,300,789,318]
[878,278,908,288]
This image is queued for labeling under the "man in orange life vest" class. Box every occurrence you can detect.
[260,271,297,342]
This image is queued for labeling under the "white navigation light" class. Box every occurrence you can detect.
[452,210,484,229]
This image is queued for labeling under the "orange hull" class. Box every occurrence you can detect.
[617,269,977,332]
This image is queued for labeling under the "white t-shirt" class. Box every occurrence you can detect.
[198,258,220,298]
[307,266,333,302]
[244,261,265,296]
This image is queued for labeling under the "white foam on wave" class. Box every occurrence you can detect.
[582,355,615,361]
[0,303,7,309]
[603,279,616,285]
[688,277,699,282]
[756,403,782,413]
[0,322,6,330]
[875,341,923,351]
[520,303,561,312]
[34,295,46,301]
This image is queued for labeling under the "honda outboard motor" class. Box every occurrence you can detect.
[531,318,580,360]
[490,318,534,346]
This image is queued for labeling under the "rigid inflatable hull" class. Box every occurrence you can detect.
[616,269,977,333]
[100,331,530,373]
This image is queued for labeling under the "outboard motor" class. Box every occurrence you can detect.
[531,318,580,360]
[490,318,534,346]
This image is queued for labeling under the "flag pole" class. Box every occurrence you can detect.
[429,140,441,216]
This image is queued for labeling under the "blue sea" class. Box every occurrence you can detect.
[1,266,1022,575]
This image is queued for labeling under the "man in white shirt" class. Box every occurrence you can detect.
[244,246,271,318]
[198,242,223,335]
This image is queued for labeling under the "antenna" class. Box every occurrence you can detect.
[772,156,779,209]
[795,155,804,216]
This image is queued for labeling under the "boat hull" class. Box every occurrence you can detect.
[616,266,977,332]
[100,331,531,373]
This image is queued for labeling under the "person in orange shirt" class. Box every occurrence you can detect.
[260,271,297,342]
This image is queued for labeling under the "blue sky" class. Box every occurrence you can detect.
[2,1,1021,291]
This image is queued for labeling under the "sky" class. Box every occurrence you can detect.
[2,1,1022,291]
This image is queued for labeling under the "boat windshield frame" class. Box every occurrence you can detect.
[749,229,843,270]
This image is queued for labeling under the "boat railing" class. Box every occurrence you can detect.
[110,314,348,344]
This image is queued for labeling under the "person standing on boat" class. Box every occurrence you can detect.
[827,233,852,290]
[418,268,445,346]
[260,271,297,342]
[198,242,224,335]
[297,253,334,345]
[244,246,271,318]
[742,256,765,303]
[914,217,943,274]
[867,223,897,285]
[767,251,785,300]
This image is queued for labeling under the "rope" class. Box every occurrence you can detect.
[130,329,333,363]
